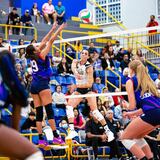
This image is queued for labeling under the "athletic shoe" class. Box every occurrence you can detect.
[53,137,65,145]
[105,130,115,142]
[38,140,49,148]
[66,130,78,140]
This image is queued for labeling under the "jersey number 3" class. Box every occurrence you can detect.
[31,60,39,72]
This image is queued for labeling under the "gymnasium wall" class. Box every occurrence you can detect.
[10,0,86,19]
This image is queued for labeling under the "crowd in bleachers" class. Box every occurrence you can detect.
[2,0,66,36]
[0,34,160,159]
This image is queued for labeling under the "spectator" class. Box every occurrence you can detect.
[146,15,159,45]
[120,54,130,71]
[42,0,57,25]
[92,51,102,71]
[30,3,41,23]
[21,10,33,35]
[105,110,122,159]
[18,38,24,45]
[107,46,115,60]
[146,15,159,33]
[127,47,133,60]
[99,87,114,108]
[73,108,86,130]
[92,77,105,93]
[7,7,21,35]
[55,1,65,25]
[85,111,122,159]
[30,39,37,44]
[0,36,4,47]
[135,49,146,66]
[121,67,129,91]
[113,40,122,56]
[101,52,115,70]
[74,40,83,53]
[52,85,67,108]
[52,50,62,67]
[65,44,76,61]
[57,57,72,75]
[155,73,160,88]
[99,47,107,59]
[88,42,97,54]
[15,63,25,85]
[112,88,124,107]
[21,112,37,133]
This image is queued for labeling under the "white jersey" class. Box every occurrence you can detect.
[75,61,91,85]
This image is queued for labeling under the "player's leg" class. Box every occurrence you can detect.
[39,89,64,144]
[0,124,43,160]
[86,91,114,142]
[31,93,47,148]
[121,117,155,159]
[66,91,82,139]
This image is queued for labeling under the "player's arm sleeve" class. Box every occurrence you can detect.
[0,52,28,107]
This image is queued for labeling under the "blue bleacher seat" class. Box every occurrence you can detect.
[61,85,68,94]
[55,75,67,85]
[50,84,56,93]
[66,76,76,85]
[150,73,158,81]
[52,66,58,75]
[53,108,66,118]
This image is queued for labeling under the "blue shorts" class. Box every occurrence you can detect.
[30,78,50,94]
[141,108,160,126]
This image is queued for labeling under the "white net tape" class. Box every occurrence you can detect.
[0,25,159,52]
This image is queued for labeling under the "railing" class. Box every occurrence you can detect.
[105,68,121,90]
[0,24,38,40]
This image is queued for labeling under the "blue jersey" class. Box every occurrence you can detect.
[0,76,9,108]
[129,76,160,112]
[31,55,53,80]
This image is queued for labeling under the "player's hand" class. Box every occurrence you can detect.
[123,111,134,119]
[122,100,129,109]
[100,134,107,142]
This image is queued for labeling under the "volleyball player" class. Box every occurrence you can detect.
[25,23,66,148]
[121,60,160,160]
[65,49,114,142]
[0,50,44,160]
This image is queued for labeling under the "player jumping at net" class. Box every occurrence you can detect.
[121,60,160,160]
[65,49,114,142]
[0,50,44,160]
[25,23,66,148]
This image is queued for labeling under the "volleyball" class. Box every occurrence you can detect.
[78,9,92,23]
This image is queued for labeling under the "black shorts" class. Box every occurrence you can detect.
[76,88,92,94]
[140,108,160,126]
[30,78,50,94]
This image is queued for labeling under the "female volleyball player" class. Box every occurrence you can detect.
[65,49,114,142]
[0,50,43,160]
[121,60,160,160]
[25,23,66,148]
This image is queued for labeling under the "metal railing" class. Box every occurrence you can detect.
[0,24,38,40]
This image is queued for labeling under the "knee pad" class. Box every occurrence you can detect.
[25,151,44,160]
[135,138,148,148]
[121,139,136,150]
[92,109,104,121]
[45,103,54,120]
[66,105,74,119]
[36,106,43,122]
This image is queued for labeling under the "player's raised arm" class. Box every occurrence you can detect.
[40,23,66,59]
[38,22,58,50]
